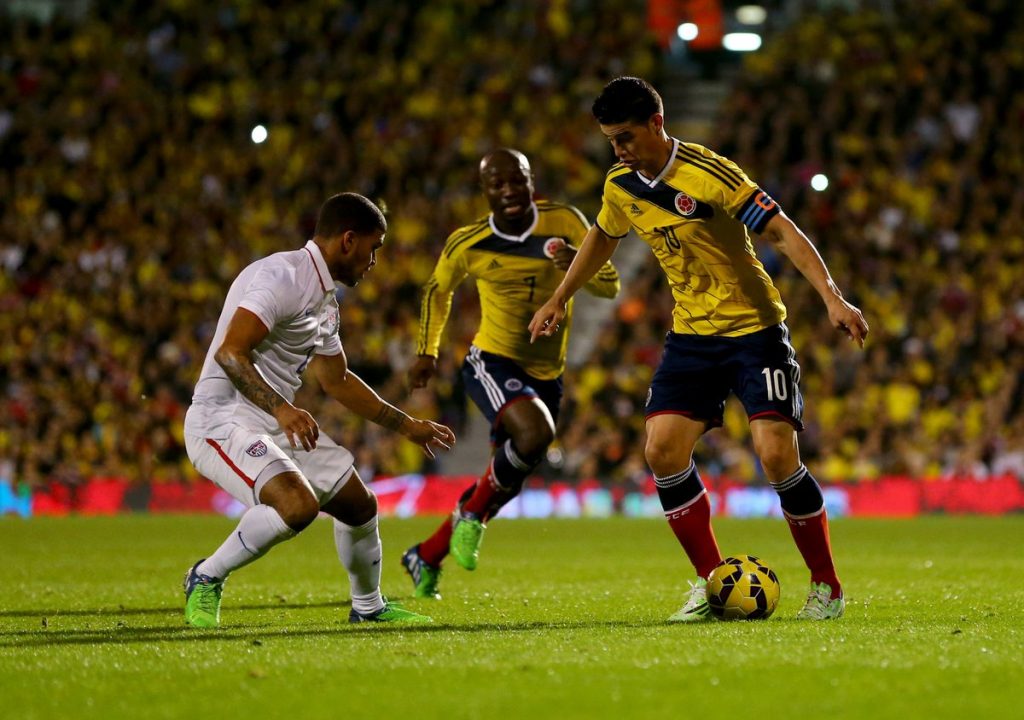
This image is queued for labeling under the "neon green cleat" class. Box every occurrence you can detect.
[449,512,486,571]
[349,598,433,624]
[796,582,845,620]
[401,545,442,599]
[667,577,712,623]
[183,560,223,629]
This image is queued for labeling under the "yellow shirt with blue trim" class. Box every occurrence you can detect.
[596,139,786,337]
[418,200,620,380]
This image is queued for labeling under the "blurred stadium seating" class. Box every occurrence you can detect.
[1,1,1021,510]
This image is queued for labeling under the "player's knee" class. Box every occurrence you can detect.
[276,489,320,532]
[645,436,690,476]
[755,444,797,481]
[347,489,378,526]
[512,425,553,460]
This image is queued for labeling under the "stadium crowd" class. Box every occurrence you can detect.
[1,0,1021,496]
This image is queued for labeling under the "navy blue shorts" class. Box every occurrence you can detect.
[645,323,804,430]
[461,346,563,442]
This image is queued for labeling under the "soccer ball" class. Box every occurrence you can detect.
[706,555,781,620]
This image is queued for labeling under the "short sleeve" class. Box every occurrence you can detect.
[237,265,303,332]
[595,178,632,239]
[685,146,782,234]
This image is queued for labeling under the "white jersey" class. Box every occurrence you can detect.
[187,240,342,435]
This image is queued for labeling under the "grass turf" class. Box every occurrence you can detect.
[1,515,1019,719]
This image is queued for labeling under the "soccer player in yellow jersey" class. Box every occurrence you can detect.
[531,77,869,621]
[401,149,620,598]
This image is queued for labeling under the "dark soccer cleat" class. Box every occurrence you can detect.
[348,597,432,624]
[401,545,442,599]
[183,560,224,629]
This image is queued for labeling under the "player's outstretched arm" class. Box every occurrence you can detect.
[530,225,620,342]
[761,213,869,348]
[215,308,320,450]
[313,354,456,458]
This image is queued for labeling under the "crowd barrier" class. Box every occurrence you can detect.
[1,474,1022,519]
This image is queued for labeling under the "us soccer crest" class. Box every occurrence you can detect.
[674,192,697,217]
[543,237,566,258]
[246,441,268,457]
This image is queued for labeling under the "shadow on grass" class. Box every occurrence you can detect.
[0,601,345,620]
[1,617,665,649]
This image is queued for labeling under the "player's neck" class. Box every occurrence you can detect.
[639,135,674,180]
[493,205,535,236]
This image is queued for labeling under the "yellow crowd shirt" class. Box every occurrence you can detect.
[417,201,620,380]
[596,139,786,336]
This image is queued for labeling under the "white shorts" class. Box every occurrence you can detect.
[184,422,355,508]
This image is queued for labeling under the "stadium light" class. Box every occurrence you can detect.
[736,5,767,25]
[251,125,268,144]
[811,173,829,191]
[677,22,699,42]
[722,32,762,51]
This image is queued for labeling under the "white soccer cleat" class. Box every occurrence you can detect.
[667,577,712,623]
[796,581,845,620]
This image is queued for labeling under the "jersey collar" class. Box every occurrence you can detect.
[488,202,539,242]
[636,138,680,188]
[303,239,334,293]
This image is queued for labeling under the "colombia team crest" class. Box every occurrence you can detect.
[543,237,566,259]
[674,192,697,217]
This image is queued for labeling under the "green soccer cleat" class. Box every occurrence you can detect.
[450,512,486,571]
[349,598,433,624]
[667,577,712,623]
[401,545,442,599]
[183,560,224,629]
[796,582,845,620]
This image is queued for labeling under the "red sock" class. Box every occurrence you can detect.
[417,515,455,567]
[665,492,722,578]
[461,464,502,517]
[786,509,841,597]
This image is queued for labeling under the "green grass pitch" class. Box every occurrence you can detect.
[1,515,1019,719]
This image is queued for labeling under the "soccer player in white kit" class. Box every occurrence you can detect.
[182,192,456,628]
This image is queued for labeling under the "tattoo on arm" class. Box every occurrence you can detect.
[217,351,286,416]
[373,403,409,432]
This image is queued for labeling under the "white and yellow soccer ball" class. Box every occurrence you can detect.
[706,555,781,620]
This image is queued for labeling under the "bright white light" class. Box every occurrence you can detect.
[736,5,767,25]
[811,173,829,191]
[250,125,268,144]
[723,32,762,52]
[677,23,699,42]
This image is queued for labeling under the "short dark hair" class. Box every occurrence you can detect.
[592,76,664,125]
[314,192,387,238]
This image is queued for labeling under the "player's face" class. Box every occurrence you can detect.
[600,116,665,175]
[481,162,535,222]
[337,230,385,287]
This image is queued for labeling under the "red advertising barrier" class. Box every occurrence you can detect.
[8,474,1023,518]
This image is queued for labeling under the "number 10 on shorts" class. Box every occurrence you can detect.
[762,367,788,401]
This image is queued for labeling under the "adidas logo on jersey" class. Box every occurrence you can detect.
[629,203,643,216]
[487,258,502,270]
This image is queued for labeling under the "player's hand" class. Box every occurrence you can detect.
[274,403,320,451]
[551,239,576,271]
[529,295,567,343]
[401,418,456,459]
[827,297,869,348]
[408,355,438,390]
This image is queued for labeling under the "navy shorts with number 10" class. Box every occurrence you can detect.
[645,323,804,431]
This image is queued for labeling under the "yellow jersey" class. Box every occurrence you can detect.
[417,200,620,380]
[596,139,786,336]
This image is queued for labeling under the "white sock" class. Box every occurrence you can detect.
[334,516,384,614]
[198,505,296,580]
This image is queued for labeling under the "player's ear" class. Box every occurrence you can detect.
[649,113,664,134]
[339,230,357,254]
